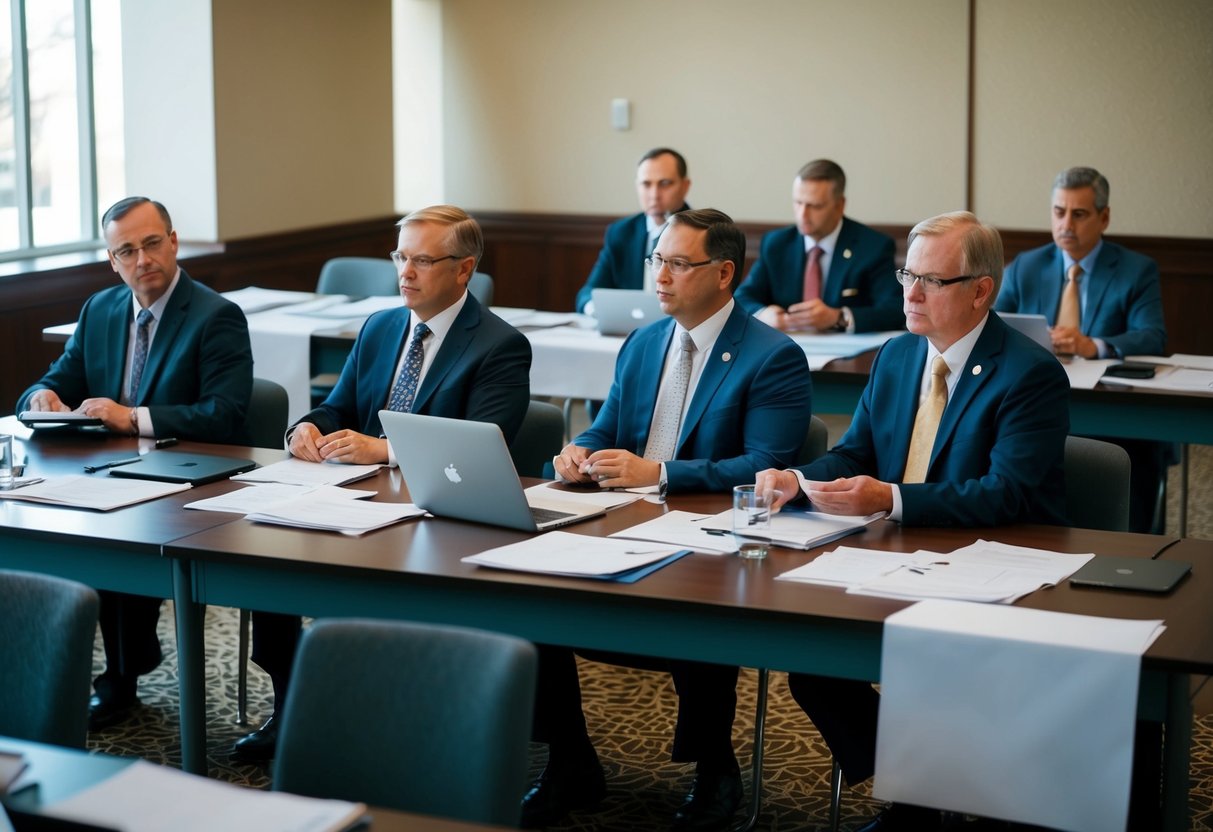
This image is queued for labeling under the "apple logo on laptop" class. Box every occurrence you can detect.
[630,308,645,320]
[444,463,462,484]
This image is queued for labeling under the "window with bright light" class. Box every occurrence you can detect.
[0,0,123,260]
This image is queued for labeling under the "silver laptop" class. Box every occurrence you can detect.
[592,288,666,336]
[1000,312,1055,355]
[379,410,606,532]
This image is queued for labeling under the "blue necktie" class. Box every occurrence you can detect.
[387,322,431,413]
[128,308,155,404]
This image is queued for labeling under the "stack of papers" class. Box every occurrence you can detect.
[463,531,690,582]
[233,458,382,487]
[699,508,883,550]
[0,475,190,511]
[41,759,365,832]
[245,491,425,535]
[609,510,739,555]
[1100,364,1213,392]
[777,540,1094,603]
[184,483,375,513]
[221,287,315,315]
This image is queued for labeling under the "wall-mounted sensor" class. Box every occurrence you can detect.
[611,98,631,131]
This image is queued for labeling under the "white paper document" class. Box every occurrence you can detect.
[1099,364,1213,393]
[609,510,739,554]
[463,531,684,577]
[184,483,375,513]
[777,545,921,587]
[0,475,190,511]
[1127,353,1213,371]
[287,296,400,320]
[524,482,643,510]
[1061,357,1118,389]
[875,599,1164,832]
[233,457,382,487]
[700,508,883,550]
[42,759,366,832]
[246,492,425,535]
[221,286,316,315]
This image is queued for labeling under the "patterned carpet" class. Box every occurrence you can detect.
[84,443,1213,830]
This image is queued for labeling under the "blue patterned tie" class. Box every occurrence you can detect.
[127,308,155,404]
[387,322,431,413]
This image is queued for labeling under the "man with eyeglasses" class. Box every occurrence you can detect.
[234,205,533,763]
[573,147,692,315]
[735,159,903,333]
[994,166,1169,534]
[18,196,253,732]
[527,210,812,831]
[754,211,1069,832]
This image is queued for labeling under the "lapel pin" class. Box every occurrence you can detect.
[722,352,732,362]
[843,249,852,259]
[972,365,982,376]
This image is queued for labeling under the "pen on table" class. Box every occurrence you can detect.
[83,456,142,473]
[155,437,179,449]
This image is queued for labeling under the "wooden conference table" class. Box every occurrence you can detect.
[2,423,1212,829]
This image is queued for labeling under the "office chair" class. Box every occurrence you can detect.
[1063,435,1131,532]
[234,378,290,725]
[0,569,99,748]
[509,400,565,477]
[316,256,399,298]
[469,271,495,307]
[273,619,536,826]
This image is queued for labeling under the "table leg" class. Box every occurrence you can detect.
[173,558,208,776]
[1161,672,1192,832]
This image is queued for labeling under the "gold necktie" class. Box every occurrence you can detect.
[903,356,949,483]
[1056,263,1083,331]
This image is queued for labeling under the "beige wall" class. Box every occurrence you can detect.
[436,0,1212,238]
[973,0,1213,237]
[211,0,395,239]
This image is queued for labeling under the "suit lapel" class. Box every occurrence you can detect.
[133,274,192,405]
[823,218,855,306]
[633,320,674,452]
[370,308,411,412]
[676,307,743,453]
[1043,247,1065,325]
[1082,244,1118,332]
[103,290,133,402]
[412,297,478,413]
[886,338,927,481]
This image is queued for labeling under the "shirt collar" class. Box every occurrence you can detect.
[131,268,181,322]
[1062,239,1103,276]
[407,290,468,341]
[678,298,734,354]
[803,218,844,253]
[927,312,989,393]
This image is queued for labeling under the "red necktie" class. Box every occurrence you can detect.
[802,246,823,302]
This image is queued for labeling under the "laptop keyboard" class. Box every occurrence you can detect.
[530,506,577,525]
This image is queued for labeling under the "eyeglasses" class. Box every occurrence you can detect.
[111,236,169,265]
[645,254,718,276]
[895,268,976,293]
[390,252,458,271]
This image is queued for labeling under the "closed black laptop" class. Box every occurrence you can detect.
[107,451,257,486]
[1069,555,1191,593]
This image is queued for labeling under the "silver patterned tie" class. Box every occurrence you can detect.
[127,308,155,404]
[387,322,431,413]
[644,331,695,462]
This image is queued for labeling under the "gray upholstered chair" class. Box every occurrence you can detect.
[469,271,495,307]
[273,619,536,826]
[508,400,565,478]
[0,569,99,748]
[1064,435,1131,532]
[316,256,399,298]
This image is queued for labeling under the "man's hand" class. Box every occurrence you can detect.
[316,429,389,465]
[288,422,325,462]
[755,305,792,331]
[553,443,593,484]
[76,397,132,433]
[786,299,841,331]
[755,468,802,511]
[26,389,70,412]
[581,449,661,489]
[1050,325,1097,358]
[806,475,893,516]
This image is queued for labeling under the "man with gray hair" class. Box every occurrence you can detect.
[756,211,1069,832]
[995,166,1168,533]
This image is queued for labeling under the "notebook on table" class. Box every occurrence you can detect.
[591,289,666,336]
[107,451,258,486]
[1068,555,1191,593]
[380,410,605,532]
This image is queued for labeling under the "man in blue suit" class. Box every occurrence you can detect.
[235,205,532,762]
[735,159,903,333]
[573,147,692,315]
[995,166,1169,532]
[758,211,1069,832]
[18,196,253,731]
[525,210,813,831]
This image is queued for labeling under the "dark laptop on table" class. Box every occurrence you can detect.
[107,450,257,486]
[380,411,605,532]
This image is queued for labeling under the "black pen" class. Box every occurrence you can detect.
[83,456,142,473]
[155,437,179,449]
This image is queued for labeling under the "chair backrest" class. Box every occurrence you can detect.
[316,257,399,297]
[0,570,99,748]
[1063,435,1131,531]
[794,415,830,466]
[469,271,494,307]
[242,377,290,449]
[273,619,537,826]
[508,400,565,478]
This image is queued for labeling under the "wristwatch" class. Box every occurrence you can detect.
[834,307,852,332]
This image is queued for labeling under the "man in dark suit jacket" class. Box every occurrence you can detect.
[994,166,1169,532]
[527,210,813,832]
[573,147,691,314]
[757,212,1069,832]
[235,205,532,763]
[734,159,903,333]
[18,196,253,732]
